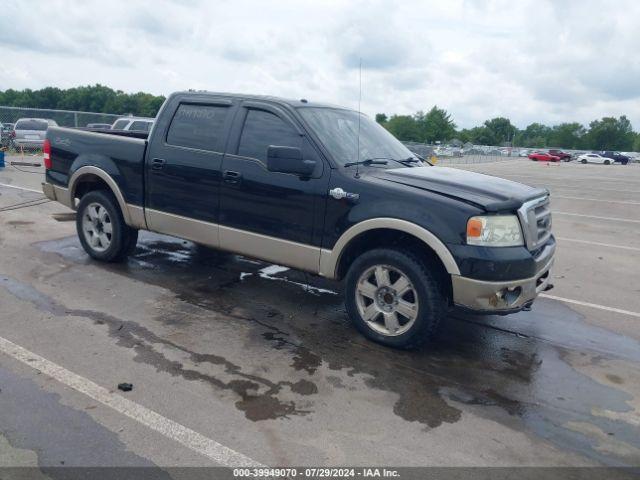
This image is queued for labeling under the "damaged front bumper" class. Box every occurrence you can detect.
[451,242,555,314]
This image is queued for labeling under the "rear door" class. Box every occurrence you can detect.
[145,97,237,246]
[217,101,329,272]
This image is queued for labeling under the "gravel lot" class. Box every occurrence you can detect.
[0,157,639,475]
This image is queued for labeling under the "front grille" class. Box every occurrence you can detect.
[518,195,552,251]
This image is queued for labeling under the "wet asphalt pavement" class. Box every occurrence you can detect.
[0,159,639,475]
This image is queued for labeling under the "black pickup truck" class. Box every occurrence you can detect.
[42,91,555,348]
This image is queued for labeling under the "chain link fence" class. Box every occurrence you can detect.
[0,106,120,154]
[402,141,532,166]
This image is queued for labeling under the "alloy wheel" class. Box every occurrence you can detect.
[355,264,419,336]
[81,202,113,252]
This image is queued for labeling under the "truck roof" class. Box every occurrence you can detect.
[172,90,352,111]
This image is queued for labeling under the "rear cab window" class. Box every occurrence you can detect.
[112,120,130,130]
[166,104,230,152]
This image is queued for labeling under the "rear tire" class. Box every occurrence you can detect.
[604,159,611,165]
[345,248,446,349]
[76,190,138,262]
[581,159,587,164]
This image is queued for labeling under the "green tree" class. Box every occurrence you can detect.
[375,113,388,124]
[585,116,635,150]
[468,126,496,145]
[0,84,165,117]
[633,133,640,152]
[417,106,456,143]
[384,115,421,142]
[547,122,586,149]
[483,117,517,146]
[519,123,552,148]
[456,126,496,145]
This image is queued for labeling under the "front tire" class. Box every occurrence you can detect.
[604,159,611,165]
[345,248,446,349]
[76,190,138,262]
[581,159,587,164]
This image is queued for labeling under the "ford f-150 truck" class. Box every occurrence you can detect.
[42,91,555,349]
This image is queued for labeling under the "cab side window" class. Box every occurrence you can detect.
[237,110,301,162]
[166,104,229,152]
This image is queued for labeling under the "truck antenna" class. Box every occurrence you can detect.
[355,58,362,179]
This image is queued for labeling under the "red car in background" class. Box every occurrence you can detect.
[528,151,561,162]
[548,149,572,161]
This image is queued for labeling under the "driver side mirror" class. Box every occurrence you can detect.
[267,145,316,176]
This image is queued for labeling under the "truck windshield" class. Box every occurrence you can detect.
[298,107,419,166]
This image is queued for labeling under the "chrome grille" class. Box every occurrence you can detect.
[517,195,552,251]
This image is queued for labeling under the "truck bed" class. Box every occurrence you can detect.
[45,126,148,207]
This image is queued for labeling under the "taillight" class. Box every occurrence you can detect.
[43,139,52,169]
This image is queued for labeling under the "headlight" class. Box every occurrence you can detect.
[467,215,523,247]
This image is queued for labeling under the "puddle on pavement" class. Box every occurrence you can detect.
[29,232,640,466]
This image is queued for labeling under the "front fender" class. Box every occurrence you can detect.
[319,217,461,279]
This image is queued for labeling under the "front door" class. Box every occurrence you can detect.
[218,102,329,272]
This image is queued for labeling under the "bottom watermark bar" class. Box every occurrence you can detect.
[0,467,637,480]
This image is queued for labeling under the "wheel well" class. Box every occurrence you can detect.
[335,228,452,301]
[73,174,111,203]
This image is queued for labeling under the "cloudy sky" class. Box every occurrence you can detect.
[1,0,639,129]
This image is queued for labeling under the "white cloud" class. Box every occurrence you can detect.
[0,0,638,129]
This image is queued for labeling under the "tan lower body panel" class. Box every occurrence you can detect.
[126,205,147,230]
[43,182,146,230]
[146,209,219,248]
[42,183,73,209]
[219,224,321,274]
[145,209,322,274]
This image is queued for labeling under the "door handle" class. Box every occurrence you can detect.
[223,170,242,185]
[151,158,166,171]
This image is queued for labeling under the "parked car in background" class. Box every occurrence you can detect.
[577,153,612,164]
[599,151,630,165]
[86,123,113,130]
[111,117,154,133]
[13,118,58,149]
[528,151,560,162]
[464,147,484,155]
[548,149,571,161]
[0,122,15,148]
[433,146,463,157]
[518,149,529,157]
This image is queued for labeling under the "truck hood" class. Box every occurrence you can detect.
[370,166,547,212]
